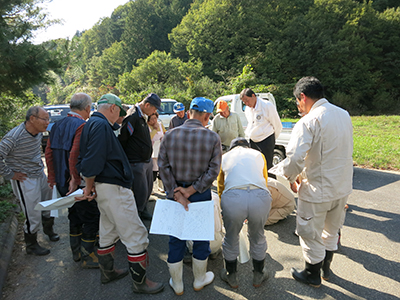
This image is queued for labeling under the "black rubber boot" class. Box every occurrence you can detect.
[42,217,60,242]
[81,234,99,269]
[140,207,153,221]
[24,232,50,256]
[98,245,129,284]
[70,233,82,262]
[129,251,165,294]
[322,251,334,281]
[220,259,238,288]
[252,258,269,287]
[291,261,323,287]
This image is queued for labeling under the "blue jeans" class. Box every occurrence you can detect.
[167,188,212,263]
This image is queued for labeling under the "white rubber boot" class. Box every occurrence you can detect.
[168,261,184,295]
[192,257,214,291]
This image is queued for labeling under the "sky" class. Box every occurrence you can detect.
[33,0,129,44]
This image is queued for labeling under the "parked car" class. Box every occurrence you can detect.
[158,99,177,129]
[41,104,71,152]
[214,93,295,166]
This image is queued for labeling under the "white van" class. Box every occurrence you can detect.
[158,99,177,129]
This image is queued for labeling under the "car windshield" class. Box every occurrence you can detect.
[158,102,175,115]
[46,107,71,122]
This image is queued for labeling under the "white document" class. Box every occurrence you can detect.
[34,189,84,211]
[150,199,214,241]
[50,187,61,218]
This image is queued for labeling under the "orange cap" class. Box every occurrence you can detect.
[216,100,228,113]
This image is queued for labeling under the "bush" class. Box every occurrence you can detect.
[0,183,16,223]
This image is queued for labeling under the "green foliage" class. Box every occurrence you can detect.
[122,0,193,71]
[0,183,16,223]
[33,0,400,118]
[117,50,203,98]
[0,200,16,223]
[258,0,400,115]
[0,183,13,198]
[0,92,40,137]
[0,0,62,97]
[171,0,264,78]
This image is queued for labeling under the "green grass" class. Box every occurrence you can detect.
[352,115,400,170]
[281,115,400,171]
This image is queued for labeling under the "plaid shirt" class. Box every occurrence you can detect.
[158,119,222,197]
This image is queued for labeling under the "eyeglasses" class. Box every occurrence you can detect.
[34,116,50,122]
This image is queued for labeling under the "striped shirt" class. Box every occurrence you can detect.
[0,123,44,180]
[158,119,222,197]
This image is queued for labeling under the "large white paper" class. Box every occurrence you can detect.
[150,199,214,241]
[34,189,84,211]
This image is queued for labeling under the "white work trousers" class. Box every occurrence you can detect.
[296,196,348,264]
[11,171,52,234]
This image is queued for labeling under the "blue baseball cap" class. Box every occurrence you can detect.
[173,102,185,112]
[190,97,214,113]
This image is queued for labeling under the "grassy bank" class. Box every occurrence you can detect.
[352,115,400,170]
[281,115,400,171]
[0,183,16,223]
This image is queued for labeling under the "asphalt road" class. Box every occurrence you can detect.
[2,167,400,300]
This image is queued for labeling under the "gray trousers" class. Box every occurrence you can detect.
[221,188,272,261]
[130,161,153,213]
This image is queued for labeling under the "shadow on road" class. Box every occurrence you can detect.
[353,167,400,192]
[338,245,400,283]
[327,268,400,300]
[265,214,299,246]
[345,204,400,243]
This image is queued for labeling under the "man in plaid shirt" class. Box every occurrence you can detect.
[158,97,222,295]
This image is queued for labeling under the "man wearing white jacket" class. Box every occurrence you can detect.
[240,88,282,171]
[275,76,353,287]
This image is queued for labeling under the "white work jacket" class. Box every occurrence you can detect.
[278,98,353,203]
[245,97,282,142]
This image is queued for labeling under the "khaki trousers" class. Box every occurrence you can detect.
[95,183,149,254]
[296,196,348,264]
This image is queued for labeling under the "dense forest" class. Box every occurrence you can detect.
[1,0,400,134]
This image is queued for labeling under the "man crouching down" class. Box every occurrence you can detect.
[76,94,164,294]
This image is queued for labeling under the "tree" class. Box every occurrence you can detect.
[0,0,61,97]
[169,0,313,79]
[117,50,203,103]
[86,41,126,88]
[122,0,193,71]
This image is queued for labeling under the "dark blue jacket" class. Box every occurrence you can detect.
[50,115,85,188]
[77,112,133,189]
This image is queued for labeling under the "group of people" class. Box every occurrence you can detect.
[0,76,353,295]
